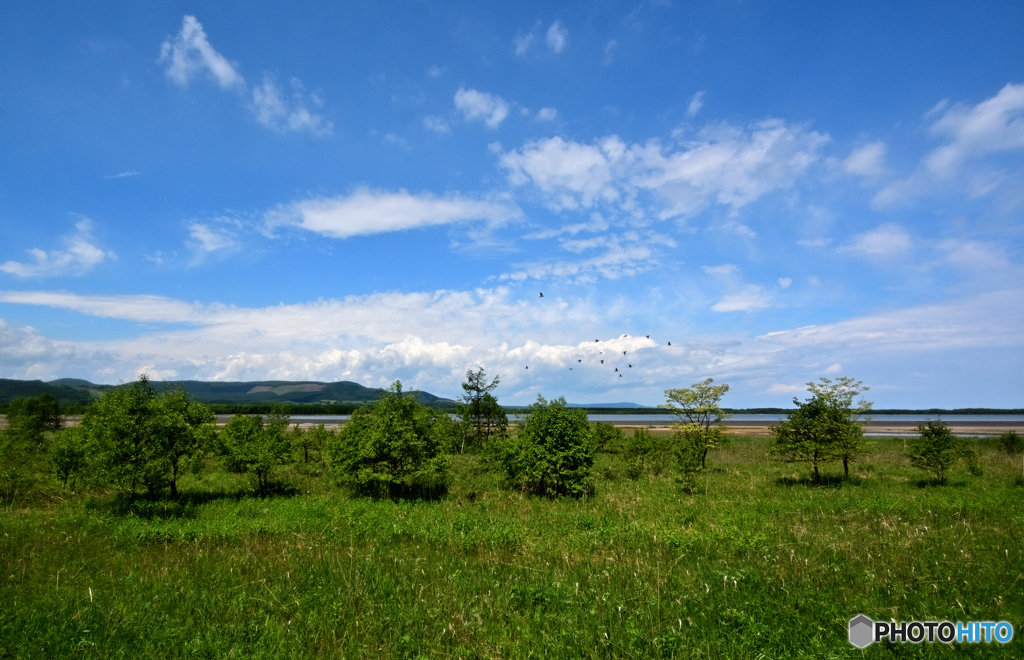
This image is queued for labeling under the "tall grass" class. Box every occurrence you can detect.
[1,435,1021,658]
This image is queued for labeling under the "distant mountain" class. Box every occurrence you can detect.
[0,378,455,408]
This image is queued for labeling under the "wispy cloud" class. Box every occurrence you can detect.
[843,141,887,177]
[103,171,140,180]
[188,221,240,254]
[251,75,333,137]
[264,188,521,239]
[838,223,913,259]
[0,220,115,278]
[454,88,509,129]
[546,21,568,53]
[535,107,557,122]
[501,231,674,283]
[711,285,771,312]
[159,15,244,89]
[423,115,451,134]
[687,91,705,118]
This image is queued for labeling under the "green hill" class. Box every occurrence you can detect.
[0,378,455,409]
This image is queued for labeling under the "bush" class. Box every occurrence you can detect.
[591,422,625,453]
[499,395,594,497]
[51,426,88,488]
[906,421,978,484]
[623,428,671,479]
[330,382,452,498]
[673,428,706,493]
[999,430,1023,455]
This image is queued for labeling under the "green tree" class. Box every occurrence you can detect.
[83,377,214,501]
[499,395,594,497]
[591,422,625,453]
[673,427,706,493]
[770,377,871,481]
[83,376,166,502]
[303,423,332,464]
[149,387,215,499]
[456,368,508,453]
[999,430,1023,455]
[51,426,88,489]
[330,381,451,497]
[661,378,730,470]
[906,421,978,484]
[219,406,292,496]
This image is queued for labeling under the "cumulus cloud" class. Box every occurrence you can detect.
[159,15,244,89]
[0,220,114,278]
[778,277,792,288]
[251,75,333,137]
[264,188,521,239]
[454,88,510,128]
[500,120,829,217]
[546,21,568,53]
[843,141,887,177]
[838,223,913,259]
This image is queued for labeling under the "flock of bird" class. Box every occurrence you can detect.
[524,293,673,380]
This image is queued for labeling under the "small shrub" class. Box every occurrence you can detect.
[906,421,977,485]
[673,428,705,493]
[999,430,1023,455]
[591,422,626,453]
[623,428,671,479]
[51,426,88,488]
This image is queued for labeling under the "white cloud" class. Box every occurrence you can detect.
[501,231,674,283]
[824,363,842,374]
[251,75,333,137]
[536,107,558,122]
[188,222,239,253]
[423,115,451,134]
[159,15,244,89]
[843,141,887,177]
[711,285,771,312]
[500,120,829,217]
[546,21,568,53]
[778,277,792,288]
[1,287,1021,405]
[454,88,509,128]
[702,263,738,277]
[839,223,913,259]
[874,83,1024,206]
[513,33,535,57]
[264,188,521,239]
[924,82,1024,178]
[767,383,803,394]
[0,220,114,278]
[797,238,830,248]
[426,65,442,78]
[104,171,140,180]
[687,91,705,118]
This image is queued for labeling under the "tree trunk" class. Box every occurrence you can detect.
[843,458,849,479]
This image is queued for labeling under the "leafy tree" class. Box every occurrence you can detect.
[149,387,215,499]
[661,378,730,469]
[623,428,672,479]
[456,368,507,453]
[770,377,871,481]
[673,427,706,493]
[51,426,88,489]
[83,376,165,501]
[330,381,451,497]
[906,421,979,484]
[84,376,215,501]
[303,423,332,464]
[219,406,292,496]
[499,395,594,497]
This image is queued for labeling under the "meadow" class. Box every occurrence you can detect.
[1,433,1022,659]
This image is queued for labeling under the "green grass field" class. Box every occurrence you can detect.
[2,435,1022,658]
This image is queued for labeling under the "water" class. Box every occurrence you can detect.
[282,413,1024,424]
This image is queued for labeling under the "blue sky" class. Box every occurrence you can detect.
[1,1,1022,407]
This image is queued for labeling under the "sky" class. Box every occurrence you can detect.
[0,1,1022,407]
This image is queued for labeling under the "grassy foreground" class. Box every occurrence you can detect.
[1,435,1022,659]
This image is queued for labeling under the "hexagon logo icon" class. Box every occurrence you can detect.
[849,614,874,648]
